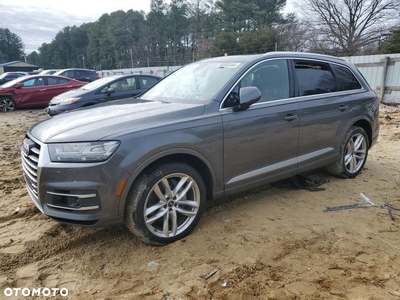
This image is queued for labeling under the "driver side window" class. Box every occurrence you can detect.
[223,59,290,108]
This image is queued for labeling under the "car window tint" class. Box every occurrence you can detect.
[294,60,337,96]
[330,64,362,91]
[223,59,289,108]
[22,79,36,87]
[111,78,136,92]
[140,77,159,89]
[124,77,137,90]
[47,77,69,86]
[35,78,44,86]
[62,71,72,77]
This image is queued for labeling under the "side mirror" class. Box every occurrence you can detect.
[106,87,115,95]
[233,86,262,112]
[15,82,24,89]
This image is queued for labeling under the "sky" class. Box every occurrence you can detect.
[0,0,296,55]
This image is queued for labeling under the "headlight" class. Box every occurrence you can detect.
[58,97,81,105]
[48,141,120,162]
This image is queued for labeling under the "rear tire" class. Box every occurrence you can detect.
[327,126,369,178]
[0,97,16,112]
[125,163,206,245]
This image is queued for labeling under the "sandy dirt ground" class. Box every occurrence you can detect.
[0,105,400,300]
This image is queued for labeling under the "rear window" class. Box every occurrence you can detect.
[330,64,362,91]
[140,76,159,89]
[294,60,337,96]
[47,77,69,85]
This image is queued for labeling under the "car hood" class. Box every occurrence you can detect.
[30,99,206,143]
[50,89,88,103]
[0,86,14,93]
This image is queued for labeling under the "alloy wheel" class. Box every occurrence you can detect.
[344,133,367,174]
[144,173,200,238]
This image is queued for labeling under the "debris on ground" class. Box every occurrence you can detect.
[272,174,327,191]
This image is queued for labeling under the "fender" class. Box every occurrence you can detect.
[118,147,218,215]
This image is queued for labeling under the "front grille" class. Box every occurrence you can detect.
[21,137,41,200]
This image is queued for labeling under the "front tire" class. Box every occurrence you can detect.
[125,163,206,245]
[327,126,369,178]
[0,97,16,112]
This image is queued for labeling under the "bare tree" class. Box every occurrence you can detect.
[298,0,399,55]
[279,13,312,52]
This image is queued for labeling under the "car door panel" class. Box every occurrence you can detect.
[297,93,355,173]
[16,78,44,107]
[222,99,300,195]
[220,58,299,195]
[293,60,360,173]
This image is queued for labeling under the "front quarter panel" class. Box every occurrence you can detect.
[113,108,224,214]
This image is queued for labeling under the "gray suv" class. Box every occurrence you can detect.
[21,52,379,245]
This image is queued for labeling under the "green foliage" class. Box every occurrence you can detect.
[239,28,279,54]
[26,51,40,65]
[379,29,400,54]
[0,28,24,63]
[13,0,345,69]
[211,32,242,56]
[29,0,293,68]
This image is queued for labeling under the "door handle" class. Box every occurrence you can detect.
[39,89,46,91]
[284,114,297,121]
[339,105,348,111]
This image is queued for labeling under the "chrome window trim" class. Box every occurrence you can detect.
[219,56,366,111]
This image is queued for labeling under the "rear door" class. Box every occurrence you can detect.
[137,76,160,94]
[294,60,362,172]
[40,77,75,106]
[221,59,300,195]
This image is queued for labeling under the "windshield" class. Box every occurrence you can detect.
[79,77,116,91]
[139,61,245,103]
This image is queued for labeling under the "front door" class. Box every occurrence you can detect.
[221,59,300,195]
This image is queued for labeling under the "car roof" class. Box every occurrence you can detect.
[12,74,75,81]
[3,71,26,75]
[201,51,347,64]
[55,68,96,72]
[104,74,162,80]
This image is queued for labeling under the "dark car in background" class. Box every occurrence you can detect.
[0,72,27,85]
[0,75,86,111]
[45,74,162,116]
[53,68,101,82]
[21,52,379,245]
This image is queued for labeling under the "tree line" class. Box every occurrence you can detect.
[1,0,399,70]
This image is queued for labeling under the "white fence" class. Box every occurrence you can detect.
[345,53,400,104]
[98,66,181,79]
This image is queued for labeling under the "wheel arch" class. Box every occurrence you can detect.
[351,118,372,149]
[118,149,216,215]
[0,95,17,110]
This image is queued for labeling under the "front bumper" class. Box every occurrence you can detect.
[21,134,128,227]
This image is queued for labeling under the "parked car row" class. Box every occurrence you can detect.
[0,72,162,113]
[0,75,87,111]
[0,70,59,84]
[46,74,161,115]
[0,72,27,85]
